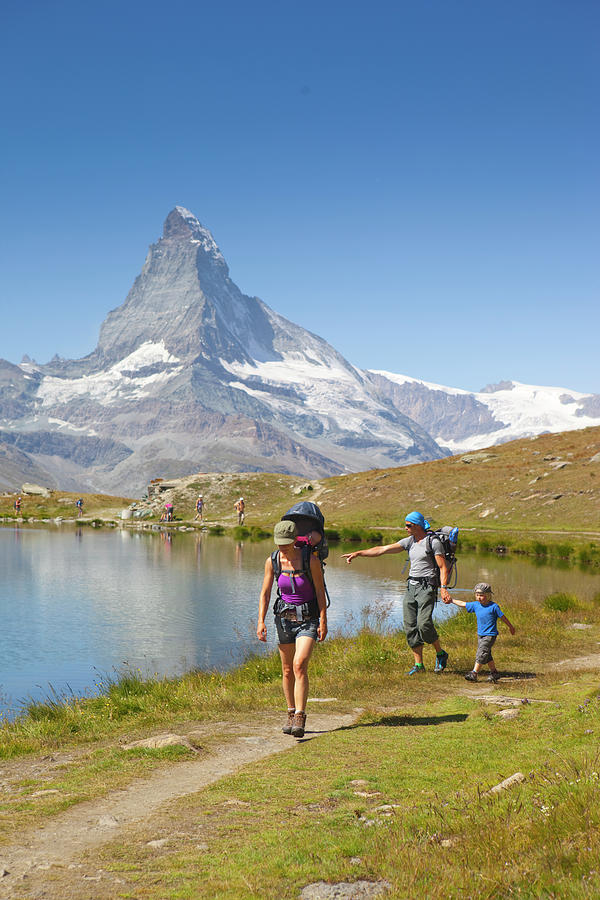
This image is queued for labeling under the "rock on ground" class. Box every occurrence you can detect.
[300,880,391,899]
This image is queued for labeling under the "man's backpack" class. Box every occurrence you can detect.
[276,501,330,607]
[424,526,459,588]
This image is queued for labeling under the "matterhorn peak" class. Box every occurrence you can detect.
[162,206,226,268]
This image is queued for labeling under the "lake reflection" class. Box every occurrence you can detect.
[0,526,597,716]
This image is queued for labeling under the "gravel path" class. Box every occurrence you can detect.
[0,711,354,897]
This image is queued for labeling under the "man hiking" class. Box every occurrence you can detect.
[343,510,450,675]
[234,497,245,525]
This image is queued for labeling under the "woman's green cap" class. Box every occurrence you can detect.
[274,520,298,545]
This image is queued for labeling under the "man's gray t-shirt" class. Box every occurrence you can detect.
[397,535,443,578]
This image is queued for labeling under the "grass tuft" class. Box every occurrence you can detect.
[544,592,578,612]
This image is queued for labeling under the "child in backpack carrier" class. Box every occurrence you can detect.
[295,531,322,549]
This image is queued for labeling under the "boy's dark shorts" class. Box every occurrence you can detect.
[475,634,497,665]
[275,616,319,644]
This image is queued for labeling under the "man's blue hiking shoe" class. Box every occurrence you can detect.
[434,650,449,673]
[407,664,425,675]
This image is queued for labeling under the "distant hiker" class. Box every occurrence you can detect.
[76,498,84,517]
[194,495,204,522]
[444,582,515,683]
[234,497,245,525]
[164,501,174,522]
[14,496,22,514]
[257,519,328,739]
[343,510,450,675]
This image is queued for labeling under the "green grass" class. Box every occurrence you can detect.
[80,682,600,899]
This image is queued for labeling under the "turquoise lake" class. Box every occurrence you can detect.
[0,525,597,717]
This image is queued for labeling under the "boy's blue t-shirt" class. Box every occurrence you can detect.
[465,601,503,636]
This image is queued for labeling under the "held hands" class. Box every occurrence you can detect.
[342,553,356,564]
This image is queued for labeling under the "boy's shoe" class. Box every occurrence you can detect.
[434,650,449,673]
[464,671,478,682]
[407,664,425,675]
[291,711,306,738]
[282,709,296,734]
[487,672,500,683]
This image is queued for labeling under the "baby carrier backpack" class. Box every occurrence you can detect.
[271,501,331,614]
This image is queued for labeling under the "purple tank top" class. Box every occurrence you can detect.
[277,570,314,606]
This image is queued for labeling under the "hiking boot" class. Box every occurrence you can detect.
[487,672,500,683]
[291,711,306,738]
[434,650,449,673]
[407,664,425,676]
[464,671,478,682]
[282,709,296,735]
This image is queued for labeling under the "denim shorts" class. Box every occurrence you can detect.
[275,615,319,644]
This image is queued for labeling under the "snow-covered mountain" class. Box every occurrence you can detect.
[367,371,600,454]
[1,206,599,493]
[0,207,442,492]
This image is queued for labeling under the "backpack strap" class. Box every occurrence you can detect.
[425,530,440,557]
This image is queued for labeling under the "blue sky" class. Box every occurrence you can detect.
[1,0,598,393]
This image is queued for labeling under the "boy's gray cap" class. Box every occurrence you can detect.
[274,520,298,545]
[474,582,493,594]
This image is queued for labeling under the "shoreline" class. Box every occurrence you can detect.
[2,517,599,569]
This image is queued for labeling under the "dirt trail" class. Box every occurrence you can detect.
[0,711,353,897]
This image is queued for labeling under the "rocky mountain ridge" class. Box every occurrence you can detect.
[1,206,599,493]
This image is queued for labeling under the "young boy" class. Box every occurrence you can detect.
[447,582,515,683]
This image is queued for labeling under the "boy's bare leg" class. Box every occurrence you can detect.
[412,645,424,665]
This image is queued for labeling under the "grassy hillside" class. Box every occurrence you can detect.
[2,427,599,545]
[318,425,600,534]
[127,426,600,536]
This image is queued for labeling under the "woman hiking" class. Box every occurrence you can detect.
[257,520,328,738]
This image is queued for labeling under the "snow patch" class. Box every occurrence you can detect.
[37,341,183,407]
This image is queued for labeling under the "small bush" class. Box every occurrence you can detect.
[551,543,575,560]
[544,592,578,612]
[477,538,494,553]
[578,544,599,566]
[247,526,270,541]
[325,528,341,543]
[209,525,225,535]
[340,528,363,542]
